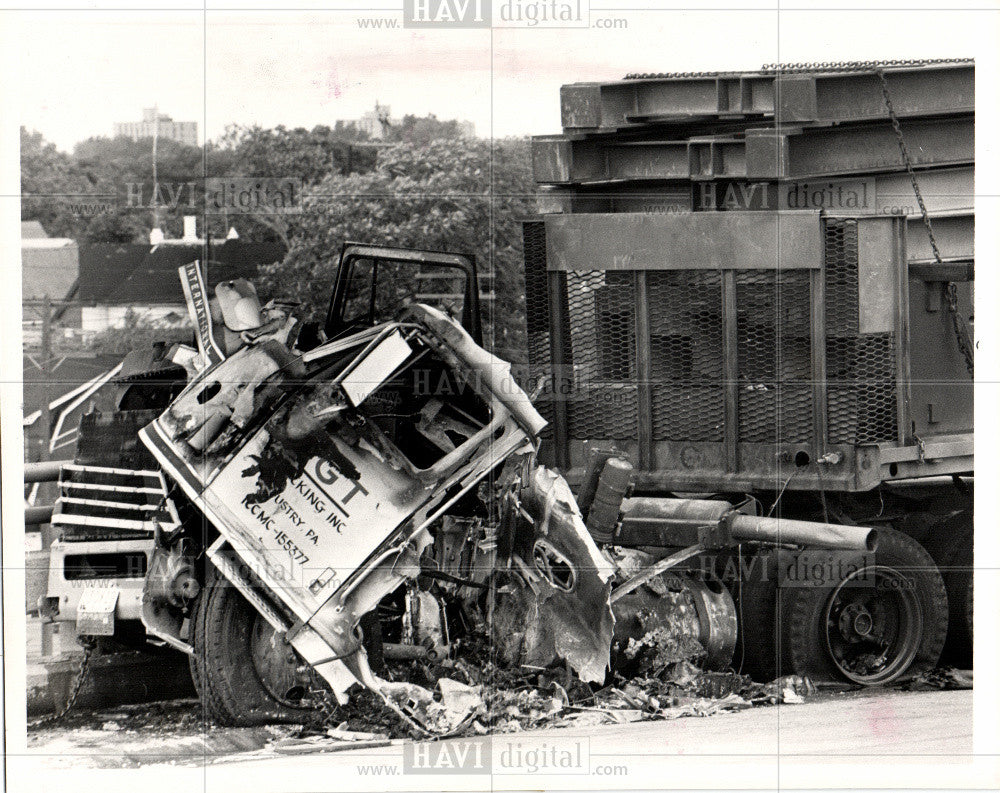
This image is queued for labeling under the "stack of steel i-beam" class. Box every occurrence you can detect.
[532,60,974,270]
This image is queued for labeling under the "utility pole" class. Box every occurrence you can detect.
[39,295,52,464]
[152,104,162,233]
[37,295,56,656]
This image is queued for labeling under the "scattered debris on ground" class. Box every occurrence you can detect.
[28,624,971,765]
[903,667,973,691]
[310,631,823,739]
[26,661,972,767]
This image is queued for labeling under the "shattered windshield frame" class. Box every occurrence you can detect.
[325,245,482,344]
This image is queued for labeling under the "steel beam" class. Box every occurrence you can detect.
[533,135,746,184]
[540,167,973,218]
[777,167,974,215]
[561,76,767,131]
[906,212,973,263]
[533,136,691,184]
[535,121,973,185]
[746,116,973,180]
[777,66,973,124]
[560,64,973,133]
[536,185,693,215]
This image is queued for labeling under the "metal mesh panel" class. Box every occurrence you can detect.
[647,271,725,441]
[522,221,554,433]
[824,220,898,444]
[736,270,813,443]
[564,270,638,439]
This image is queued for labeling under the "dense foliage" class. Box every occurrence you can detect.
[22,120,535,360]
[263,138,533,361]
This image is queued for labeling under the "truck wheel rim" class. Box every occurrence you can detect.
[821,565,922,684]
[249,615,313,707]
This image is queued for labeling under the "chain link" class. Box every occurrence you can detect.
[624,58,972,80]
[28,638,96,728]
[875,69,975,379]
[759,58,972,74]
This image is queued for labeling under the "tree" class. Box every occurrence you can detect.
[212,124,379,244]
[263,137,533,362]
[81,211,149,243]
[20,128,101,239]
[217,124,375,182]
[386,114,464,146]
[74,134,229,242]
[22,129,225,244]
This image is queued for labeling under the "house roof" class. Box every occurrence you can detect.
[78,240,286,304]
[21,220,48,239]
[22,242,80,301]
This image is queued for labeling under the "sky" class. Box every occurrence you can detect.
[9,2,997,151]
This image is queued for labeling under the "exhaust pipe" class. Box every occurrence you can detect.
[620,497,877,552]
[729,512,877,552]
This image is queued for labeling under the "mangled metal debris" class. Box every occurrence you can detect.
[118,260,880,734]
[491,461,615,685]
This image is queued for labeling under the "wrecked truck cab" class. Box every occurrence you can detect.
[140,301,611,729]
[47,242,887,732]
[136,288,877,732]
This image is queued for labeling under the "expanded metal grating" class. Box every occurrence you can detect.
[648,271,725,441]
[564,270,638,439]
[735,270,813,444]
[521,218,900,457]
[522,221,554,435]
[824,220,898,444]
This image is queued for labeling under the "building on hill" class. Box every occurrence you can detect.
[113,108,198,146]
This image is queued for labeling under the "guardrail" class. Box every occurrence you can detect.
[25,460,64,483]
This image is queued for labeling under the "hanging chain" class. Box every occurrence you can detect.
[28,638,96,728]
[620,59,976,378]
[876,69,975,379]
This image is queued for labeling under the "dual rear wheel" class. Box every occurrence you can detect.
[736,527,950,685]
[780,528,949,684]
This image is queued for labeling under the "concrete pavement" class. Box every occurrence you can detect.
[15,688,991,791]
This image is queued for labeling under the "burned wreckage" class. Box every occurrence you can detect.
[42,245,878,732]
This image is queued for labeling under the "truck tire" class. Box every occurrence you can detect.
[189,578,234,725]
[779,527,948,685]
[192,567,326,726]
[732,550,786,681]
